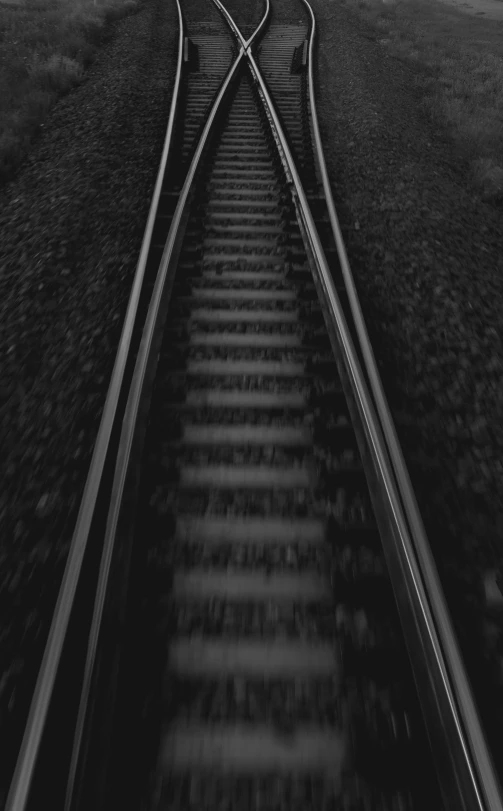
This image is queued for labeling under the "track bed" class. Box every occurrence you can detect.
[8,2,501,811]
[101,68,441,811]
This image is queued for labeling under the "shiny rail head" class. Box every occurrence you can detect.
[297,0,503,809]
[3,2,188,811]
[62,33,253,811]
[211,0,270,50]
[209,2,503,809]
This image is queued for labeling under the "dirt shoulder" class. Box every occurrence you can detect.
[311,0,503,782]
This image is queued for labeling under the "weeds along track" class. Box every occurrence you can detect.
[6,1,503,811]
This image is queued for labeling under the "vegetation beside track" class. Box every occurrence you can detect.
[0,0,140,185]
[341,0,503,202]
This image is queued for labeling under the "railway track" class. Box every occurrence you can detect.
[6,1,503,810]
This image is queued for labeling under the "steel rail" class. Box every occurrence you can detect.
[241,52,481,811]
[62,44,249,811]
[210,3,503,809]
[299,2,503,809]
[4,3,186,809]
[214,0,269,50]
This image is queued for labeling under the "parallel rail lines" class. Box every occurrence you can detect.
[6,1,502,811]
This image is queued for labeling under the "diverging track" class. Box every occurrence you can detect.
[6,2,503,811]
[137,68,427,808]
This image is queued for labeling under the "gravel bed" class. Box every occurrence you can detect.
[157,446,315,464]
[1,0,481,804]
[153,774,418,811]
[149,541,328,569]
[162,347,331,361]
[153,486,373,521]
[155,375,313,392]
[0,0,179,800]
[150,410,310,427]
[164,674,345,726]
[167,322,326,336]
[146,412,351,431]
[173,278,313,289]
[146,544,389,608]
[169,302,319,312]
[307,0,503,778]
[165,598,338,638]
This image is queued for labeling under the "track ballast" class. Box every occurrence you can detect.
[7,2,503,811]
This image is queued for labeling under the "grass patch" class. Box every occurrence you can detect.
[342,0,503,202]
[0,0,141,185]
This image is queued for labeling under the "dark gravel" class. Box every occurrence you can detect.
[164,675,345,725]
[3,0,501,800]
[154,773,417,811]
[0,0,177,801]
[308,0,503,782]
[215,0,264,36]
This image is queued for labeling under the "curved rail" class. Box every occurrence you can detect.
[9,0,500,806]
[299,3,503,810]
[210,3,503,810]
[4,3,186,809]
[62,43,251,811]
[215,0,269,50]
